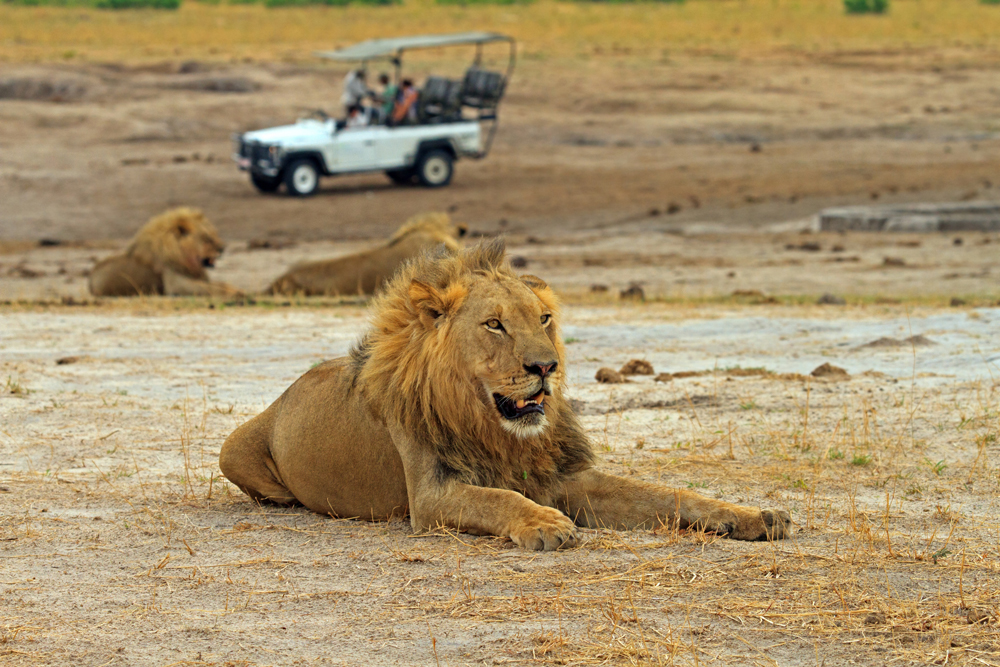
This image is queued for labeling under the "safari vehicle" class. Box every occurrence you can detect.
[233,32,515,196]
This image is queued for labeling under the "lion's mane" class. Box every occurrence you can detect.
[349,239,594,498]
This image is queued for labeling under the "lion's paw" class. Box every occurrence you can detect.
[509,507,579,551]
[725,508,792,541]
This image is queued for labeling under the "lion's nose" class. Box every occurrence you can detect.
[525,361,557,378]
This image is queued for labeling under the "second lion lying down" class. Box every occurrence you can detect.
[220,239,790,549]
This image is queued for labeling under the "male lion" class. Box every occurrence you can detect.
[220,239,791,550]
[89,207,240,297]
[266,212,467,296]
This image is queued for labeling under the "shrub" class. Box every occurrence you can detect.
[95,0,181,8]
[436,0,533,5]
[844,0,887,13]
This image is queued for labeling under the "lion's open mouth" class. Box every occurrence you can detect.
[202,257,216,268]
[493,389,546,421]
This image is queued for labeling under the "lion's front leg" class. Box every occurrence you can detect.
[556,469,790,541]
[162,269,243,297]
[389,426,578,551]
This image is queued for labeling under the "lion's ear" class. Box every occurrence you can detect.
[520,275,548,290]
[408,280,466,324]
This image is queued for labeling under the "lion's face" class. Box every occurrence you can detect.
[128,208,225,278]
[173,212,225,277]
[447,273,564,439]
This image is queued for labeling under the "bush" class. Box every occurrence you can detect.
[436,0,533,5]
[264,0,395,6]
[844,0,887,13]
[95,0,181,7]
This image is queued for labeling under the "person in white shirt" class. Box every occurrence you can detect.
[345,104,370,129]
[340,69,371,117]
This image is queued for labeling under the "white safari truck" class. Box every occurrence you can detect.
[233,32,515,196]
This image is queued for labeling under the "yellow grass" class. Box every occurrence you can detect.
[3,0,1000,64]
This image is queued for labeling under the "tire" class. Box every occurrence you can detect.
[415,150,454,188]
[385,168,416,186]
[283,159,320,197]
[250,172,280,193]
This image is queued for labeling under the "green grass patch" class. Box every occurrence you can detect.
[264,0,396,6]
[845,0,888,13]
[437,0,532,5]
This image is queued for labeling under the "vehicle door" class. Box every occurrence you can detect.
[332,126,378,172]
[372,126,420,170]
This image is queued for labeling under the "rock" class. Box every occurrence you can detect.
[619,283,645,301]
[619,359,654,376]
[810,363,849,379]
[510,256,528,269]
[56,356,80,365]
[595,368,628,384]
[817,293,846,305]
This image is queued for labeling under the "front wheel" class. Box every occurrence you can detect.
[416,150,454,188]
[283,159,320,197]
[250,172,280,193]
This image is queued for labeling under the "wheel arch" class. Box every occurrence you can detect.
[280,150,330,176]
[415,139,458,161]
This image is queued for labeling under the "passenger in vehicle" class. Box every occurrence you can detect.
[391,79,419,126]
[377,73,398,124]
[341,69,371,117]
[345,104,371,128]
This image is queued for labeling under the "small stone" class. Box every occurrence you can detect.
[595,368,628,384]
[817,293,846,306]
[953,237,963,246]
[666,202,682,214]
[811,363,849,379]
[883,257,906,267]
[619,359,654,376]
[56,356,80,365]
[619,284,645,301]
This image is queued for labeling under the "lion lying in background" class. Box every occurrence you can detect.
[266,212,467,296]
[221,239,791,550]
[88,207,241,297]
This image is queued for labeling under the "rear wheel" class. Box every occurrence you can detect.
[385,168,416,185]
[283,159,320,197]
[416,150,454,188]
[250,172,280,193]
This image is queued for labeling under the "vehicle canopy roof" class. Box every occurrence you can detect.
[315,31,514,62]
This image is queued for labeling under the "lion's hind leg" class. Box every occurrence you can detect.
[219,410,298,506]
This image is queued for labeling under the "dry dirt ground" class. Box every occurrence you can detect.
[3,8,1000,665]
[2,302,1000,666]
[1,50,1000,244]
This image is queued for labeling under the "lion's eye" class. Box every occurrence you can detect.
[540,314,551,326]
[484,318,504,333]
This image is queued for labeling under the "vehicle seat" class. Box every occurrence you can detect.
[418,76,463,123]
[460,68,505,109]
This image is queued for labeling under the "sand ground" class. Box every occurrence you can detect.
[3,6,1000,664]
[2,303,1000,665]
